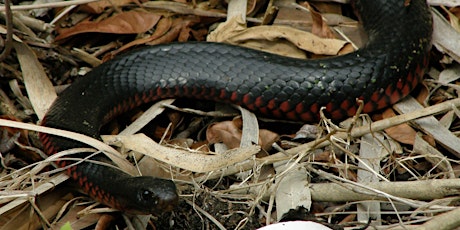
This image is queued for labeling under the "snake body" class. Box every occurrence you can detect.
[40,0,432,214]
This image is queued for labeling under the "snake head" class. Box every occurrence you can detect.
[113,176,179,215]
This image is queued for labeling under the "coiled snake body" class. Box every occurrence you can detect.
[40,0,432,214]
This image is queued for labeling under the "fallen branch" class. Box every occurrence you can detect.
[309,178,460,202]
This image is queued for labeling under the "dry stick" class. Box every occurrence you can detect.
[0,0,13,61]
[417,206,460,230]
[308,172,460,203]
[308,168,426,208]
[0,0,100,11]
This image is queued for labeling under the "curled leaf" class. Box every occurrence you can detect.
[56,11,161,40]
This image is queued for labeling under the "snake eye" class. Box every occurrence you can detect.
[140,189,159,205]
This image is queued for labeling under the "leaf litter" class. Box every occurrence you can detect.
[1,0,460,229]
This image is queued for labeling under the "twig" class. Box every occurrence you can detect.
[309,176,460,203]
[418,206,460,229]
[0,0,100,11]
[0,0,13,61]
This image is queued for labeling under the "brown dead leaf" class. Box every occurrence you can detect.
[56,11,161,41]
[302,2,336,39]
[79,0,145,14]
[259,129,279,151]
[106,16,201,59]
[154,126,172,140]
[102,17,173,60]
[146,16,201,44]
[421,133,436,147]
[190,140,210,152]
[52,204,102,229]
[207,120,243,149]
[311,1,342,15]
[313,150,333,162]
[178,25,193,41]
[247,0,259,16]
[382,109,417,145]
[154,17,174,38]
[3,190,73,229]
[145,18,183,45]
[206,118,279,151]
[416,83,430,104]
[207,16,350,59]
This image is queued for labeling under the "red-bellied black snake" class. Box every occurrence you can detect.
[39,0,432,214]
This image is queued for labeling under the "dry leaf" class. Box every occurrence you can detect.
[147,16,201,44]
[102,133,260,172]
[107,17,201,58]
[56,11,161,41]
[102,17,173,60]
[52,204,102,229]
[433,9,460,63]
[259,129,279,151]
[190,141,210,152]
[207,16,350,59]
[14,42,56,120]
[421,133,436,147]
[415,83,430,104]
[303,2,336,39]
[274,164,311,221]
[313,150,333,162]
[295,124,319,139]
[206,119,278,151]
[382,109,416,145]
[207,120,243,149]
[80,0,145,14]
